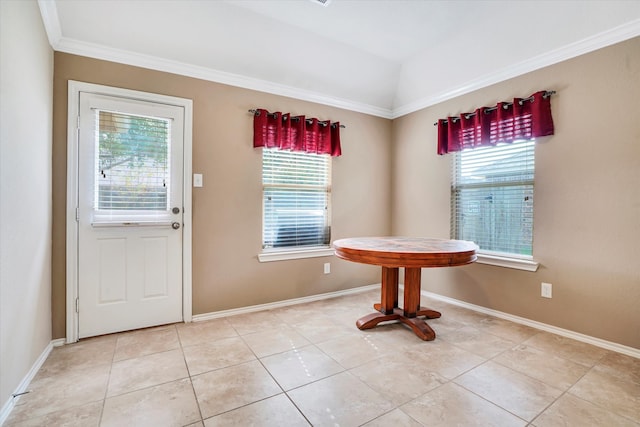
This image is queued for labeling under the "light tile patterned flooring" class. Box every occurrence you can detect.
[6,289,640,426]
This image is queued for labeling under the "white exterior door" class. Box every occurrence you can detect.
[77,92,184,338]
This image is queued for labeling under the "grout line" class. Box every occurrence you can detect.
[421,289,640,359]
[282,392,314,427]
[97,334,120,426]
[431,328,567,425]
[528,387,570,427]
[451,379,533,424]
[10,292,638,426]
[251,347,315,425]
[176,324,205,424]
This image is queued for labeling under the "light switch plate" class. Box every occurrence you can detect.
[193,174,203,187]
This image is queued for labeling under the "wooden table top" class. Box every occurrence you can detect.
[332,236,478,268]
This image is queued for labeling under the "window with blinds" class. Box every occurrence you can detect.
[451,139,535,256]
[262,148,331,249]
[95,110,170,212]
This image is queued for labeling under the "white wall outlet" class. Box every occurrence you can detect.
[193,173,203,187]
[324,263,330,274]
[541,282,552,298]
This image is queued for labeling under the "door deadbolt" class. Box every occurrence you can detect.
[172,207,181,214]
[171,222,181,230]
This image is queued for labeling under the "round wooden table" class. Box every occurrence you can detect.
[333,237,477,341]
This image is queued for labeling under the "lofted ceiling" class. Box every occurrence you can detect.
[39,0,640,118]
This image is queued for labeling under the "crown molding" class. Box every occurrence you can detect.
[391,19,640,119]
[37,1,392,118]
[37,0,637,121]
[37,0,62,48]
[51,35,393,119]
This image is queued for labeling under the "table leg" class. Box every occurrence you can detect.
[378,266,398,314]
[403,268,421,317]
[358,266,400,330]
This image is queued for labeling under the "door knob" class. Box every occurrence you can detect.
[172,207,181,214]
[171,222,181,230]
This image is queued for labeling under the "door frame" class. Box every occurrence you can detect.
[66,81,193,343]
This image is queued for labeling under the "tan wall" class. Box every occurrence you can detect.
[392,37,640,349]
[52,53,391,338]
[53,39,639,349]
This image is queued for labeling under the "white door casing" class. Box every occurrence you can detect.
[67,82,193,342]
[78,93,184,338]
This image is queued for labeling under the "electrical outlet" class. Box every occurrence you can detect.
[541,282,552,298]
[324,263,330,274]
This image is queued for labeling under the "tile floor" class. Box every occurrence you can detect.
[5,289,640,426]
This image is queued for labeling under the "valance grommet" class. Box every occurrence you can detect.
[251,108,343,157]
[435,90,555,155]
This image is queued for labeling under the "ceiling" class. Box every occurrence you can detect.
[39,0,640,118]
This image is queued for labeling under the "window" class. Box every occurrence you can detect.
[95,110,170,212]
[262,148,331,250]
[451,139,534,257]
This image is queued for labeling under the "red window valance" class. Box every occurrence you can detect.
[253,108,342,157]
[437,90,555,155]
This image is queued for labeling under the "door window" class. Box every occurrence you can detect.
[96,110,171,212]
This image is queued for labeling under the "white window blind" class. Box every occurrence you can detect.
[95,110,171,212]
[262,148,331,249]
[451,139,535,256]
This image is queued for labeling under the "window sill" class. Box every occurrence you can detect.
[475,251,539,272]
[258,247,335,263]
[257,247,538,270]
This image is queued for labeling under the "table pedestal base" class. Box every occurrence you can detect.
[356,266,441,341]
[356,306,441,341]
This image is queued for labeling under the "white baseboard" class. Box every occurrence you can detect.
[421,290,640,359]
[0,338,64,425]
[192,284,380,322]
[1,285,635,426]
[194,283,638,359]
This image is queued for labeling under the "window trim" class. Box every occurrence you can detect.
[475,250,539,272]
[451,139,539,271]
[449,138,537,258]
[261,148,332,251]
[258,246,335,263]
